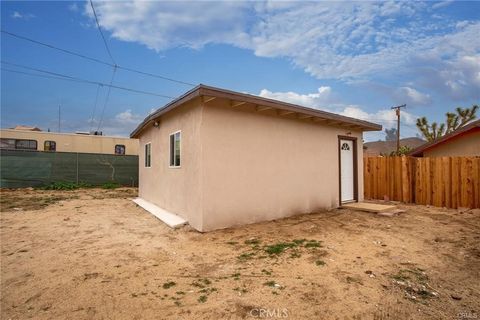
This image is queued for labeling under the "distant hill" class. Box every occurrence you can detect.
[364,137,425,156]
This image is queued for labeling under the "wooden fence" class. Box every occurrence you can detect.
[364,156,480,209]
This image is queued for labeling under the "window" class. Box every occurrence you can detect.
[15,139,37,150]
[145,143,151,167]
[341,142,350,151]
[169,131,181,167]
[115,144,126,155]
[44,140,56,151]
[0,138,16,150]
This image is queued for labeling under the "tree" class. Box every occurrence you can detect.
[389,145,412,156]
[385,128,397,141]
[416,104,478,142]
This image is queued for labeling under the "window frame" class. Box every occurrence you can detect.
[15,139,37,150]
[44,140,56,152]
[169,130,181,168]
[115,144,126,155]
[0,138,16,150]
[144,142,152,168]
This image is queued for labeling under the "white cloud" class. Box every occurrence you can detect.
[394,87,431,105]
[84,1,252,51]
[84,1,480,100]
[68,3,79,12]
[114,109,143,125]
[259,86,332,107]
[432,1,454,10]
[256,87,418,136]
[11,11,35,20]
[85,109,145,136]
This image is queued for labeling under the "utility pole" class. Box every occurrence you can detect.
[391,104,406,153]
[58,104,61,133]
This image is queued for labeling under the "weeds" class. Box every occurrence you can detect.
[304,240,322,248]
[237,252,256,261]
[263,281,276,287]
[261,269,272,276]
[198,295,207,303]
[233,287,248,294]
[101,182,121,189]
[245,239,261,245]
[264,242,297,255]
[315,260,326,266]
[41,182,92,190]
[292,239,307,245]
[162,281,176,289]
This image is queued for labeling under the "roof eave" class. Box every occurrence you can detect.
[130,84,382,137]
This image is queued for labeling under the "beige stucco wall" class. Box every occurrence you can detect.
[423,130,480,157]
[137,99,365,232]
[200,101,364,231]
[0,129,139,155]
[137,99,204,231]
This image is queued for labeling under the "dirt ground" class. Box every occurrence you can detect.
[1,188,479,320]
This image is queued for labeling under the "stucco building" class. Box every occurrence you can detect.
[131,85,381,231]
[409,119,480,157]
[0,129,138,155]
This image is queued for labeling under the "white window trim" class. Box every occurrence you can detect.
[145,142,152,168]
[169,130,181,169]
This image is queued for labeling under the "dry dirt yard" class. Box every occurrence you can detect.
[1,188,479,320]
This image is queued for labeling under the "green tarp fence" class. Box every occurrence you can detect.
[0,149,138,188]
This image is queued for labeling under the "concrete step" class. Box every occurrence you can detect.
[341,202,397,213]
[133,198,187,229]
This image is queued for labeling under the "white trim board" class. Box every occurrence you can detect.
[133,198,187,229]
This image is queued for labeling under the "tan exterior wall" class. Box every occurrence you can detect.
[0,129,139,155]
[423,130,480,157]
[136,99,365,232]
[137,99,204,231]
[200,101,364,231]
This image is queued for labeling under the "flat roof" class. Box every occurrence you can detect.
[130,84,382,138]
[0,129,136,140]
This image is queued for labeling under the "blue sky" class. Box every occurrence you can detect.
[1,1,479,141]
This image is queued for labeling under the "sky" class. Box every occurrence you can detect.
[1,1,479,141]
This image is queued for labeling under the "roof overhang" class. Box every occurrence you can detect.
[409,120,480,156]
[130,84,382,138]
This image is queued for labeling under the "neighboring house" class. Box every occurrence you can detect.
[409,119,480,157]
[130,85,381,232]
[11,125,42,131]
[363,137,425,157]
[0,129,139,155]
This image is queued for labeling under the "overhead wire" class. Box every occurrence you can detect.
[89,84,103,132]
[89,0,116,66]
[96,66,117,132]
[1,30,195,86]
[1,63,175,99]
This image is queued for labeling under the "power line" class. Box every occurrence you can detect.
[1,30,195,86]
[89,84,103,132]
[86,0,117,132]
[97,66,117,131]
[1,64,175,99]
[1,30,111,67]
[89,0,116,65]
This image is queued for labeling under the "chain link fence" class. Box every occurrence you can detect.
[0,149,138,188]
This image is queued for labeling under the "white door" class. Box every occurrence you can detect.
[340,139,355,203]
